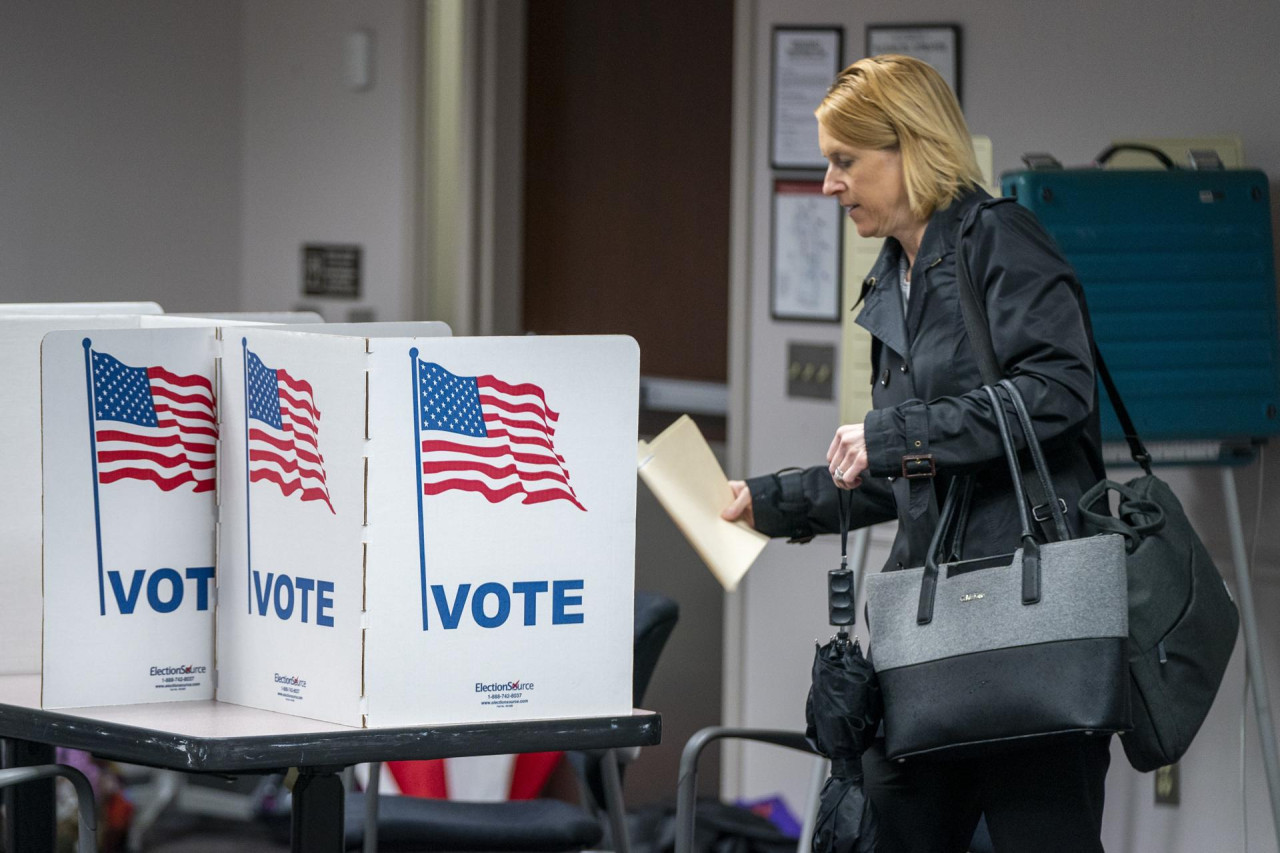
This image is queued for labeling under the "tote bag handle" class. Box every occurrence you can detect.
[918,383,1066,623]
[1000,378,1071,540]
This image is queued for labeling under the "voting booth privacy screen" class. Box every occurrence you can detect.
[0,311,279,679]
[1002,168,1280,443]
[37,320,639,728]
[42,327,220,708]
[0,313,179,677]
[363,335,638,728]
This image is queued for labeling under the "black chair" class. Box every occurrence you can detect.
[674,728,995,853]
[675,727,820,853]
[0,763,97,853]
[345,590,679,852]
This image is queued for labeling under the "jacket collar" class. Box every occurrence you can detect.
[915,185,993,269]
[855,241,908,359]
[853,186,993,356]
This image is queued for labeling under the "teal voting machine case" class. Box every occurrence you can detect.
[1002,168,1280,444]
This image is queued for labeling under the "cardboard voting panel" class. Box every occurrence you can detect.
[41,328,219,708]
[215,323,453,724]
[3,315,210,676]
[363,336,639,727]
[283,321,453,337]
[0,302,164,315]
[173,312,326,324]
[34,323,635,726]
[216,331,370,725]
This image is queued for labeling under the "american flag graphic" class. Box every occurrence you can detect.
[89,349,216,493]
[246,349,334,513]
[415,359,585,511]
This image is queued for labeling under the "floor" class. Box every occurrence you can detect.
[0,774,291,852]
[128,772,294,852]
[143,813,287,853]
[0,813,288,853]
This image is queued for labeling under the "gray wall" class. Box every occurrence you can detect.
[0,1,243,310]
[240,0,422,323]
[0,1,422,321]
[730,1,1280,851]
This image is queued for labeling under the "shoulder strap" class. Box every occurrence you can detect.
[954,199,1061,540]
[957,198,1154,483]
[1093,346,1152,474]
[954,199,1014,385]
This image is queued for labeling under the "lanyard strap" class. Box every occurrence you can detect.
[829,488,856,629]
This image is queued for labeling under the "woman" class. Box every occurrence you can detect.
[722,56,1110,852]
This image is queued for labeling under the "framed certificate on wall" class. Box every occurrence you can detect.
[866,24,961,104]
[771,27,843,170]
[771,180,842,322]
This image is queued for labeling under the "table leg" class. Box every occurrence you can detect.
[1,738,56,853]
[291,767,345,853]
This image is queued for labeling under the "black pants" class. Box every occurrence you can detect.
[862,736,1111,853]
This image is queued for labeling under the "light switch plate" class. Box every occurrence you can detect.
[787,342,835,400]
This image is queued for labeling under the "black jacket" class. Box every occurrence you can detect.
[748,187,1105,572]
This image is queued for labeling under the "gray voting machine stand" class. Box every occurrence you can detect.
[1003,164,1280,847]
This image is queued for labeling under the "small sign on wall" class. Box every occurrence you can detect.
[303,244,362,298]
[770,27,842,170]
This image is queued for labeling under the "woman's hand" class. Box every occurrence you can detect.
[827,424,868,490]
[721,480,755,529]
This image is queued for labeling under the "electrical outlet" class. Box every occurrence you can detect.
[1154,763,1179,806]
[787,342,835,400]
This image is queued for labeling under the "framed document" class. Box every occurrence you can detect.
[866,24,961,104]
[771,180,842,322]
[771,27,843,170]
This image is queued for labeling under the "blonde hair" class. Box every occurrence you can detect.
[815,55,982,220]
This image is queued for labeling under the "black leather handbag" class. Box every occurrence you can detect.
[866,382,1131,761]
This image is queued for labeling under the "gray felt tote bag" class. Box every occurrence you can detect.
[866,382,1131,761]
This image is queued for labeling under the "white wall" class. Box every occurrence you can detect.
[0,1,243,310]
[0,1,425,319]
[729,2,1280,851]
[239,0,421,323]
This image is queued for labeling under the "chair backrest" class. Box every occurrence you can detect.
[632,591,679,707]
[572,590,679,811]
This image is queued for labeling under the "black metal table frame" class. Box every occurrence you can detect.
[0,702,660,852]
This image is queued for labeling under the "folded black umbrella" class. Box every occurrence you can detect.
[805,633,879,853]
[805,490,880,853]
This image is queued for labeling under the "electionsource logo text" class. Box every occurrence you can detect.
[476,680,534,693]
[275,673,308,688]
[150,664,208,676]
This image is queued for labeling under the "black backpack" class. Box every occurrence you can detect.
[1077,356,1240,771]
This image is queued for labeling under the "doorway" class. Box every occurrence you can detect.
[523,0,735,804]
